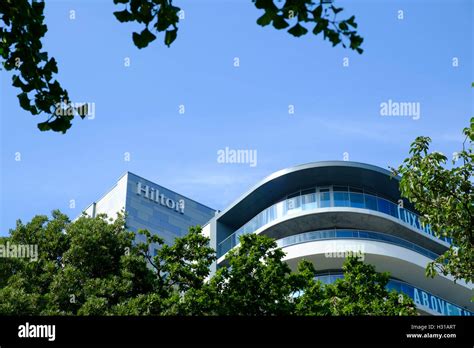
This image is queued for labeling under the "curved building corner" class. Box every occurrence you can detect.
[205,161,473,316]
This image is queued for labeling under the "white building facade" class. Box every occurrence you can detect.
[202,161,473,316]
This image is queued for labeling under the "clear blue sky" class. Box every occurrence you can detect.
[1,0,472,235]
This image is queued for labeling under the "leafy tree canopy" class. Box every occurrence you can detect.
[0,211,415,316]
[0,0,363,133]
[393,117,474,284]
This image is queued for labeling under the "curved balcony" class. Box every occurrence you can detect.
[274,229,440,260]
[217,187,451,258]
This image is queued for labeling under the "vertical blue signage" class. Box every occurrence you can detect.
[397,206,452,244]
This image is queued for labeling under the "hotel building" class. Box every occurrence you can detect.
[84,162,473,315]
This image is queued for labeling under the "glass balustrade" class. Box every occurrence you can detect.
[217,187,451,258]
[274,229,440,260]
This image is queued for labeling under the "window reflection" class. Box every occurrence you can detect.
[319,188,331,208]
[274,228,439,260]
[302,193,317,210]
[218,185,444,257]
[349,192,364,208]
[365,194,377,210]
[334,191,349,207]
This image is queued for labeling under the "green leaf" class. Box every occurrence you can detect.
[38,52,48,61]
[43,58,58,74]
[331,5,343,14]
[31,1,45,12]
[132,28,157,49]
[313,20,325,35]
[75,104,88,118]
[17,92,30,110]
[327,30,341,46]
[288,23,308,37]
[312,5,323,19]
[46,116,73,133]
[256,11,274,26]
[164,29,178,47]
[113,10,134,22]
[346,15,357,28]
[155,14,170,32]
[130,0,141,13]
[12,75,24,88]
[254,0,275,10]
[350,34,364,50]
[48,80,63,96]
[37,121,51,131]
[272,16,289,30]
[339,22,348,31]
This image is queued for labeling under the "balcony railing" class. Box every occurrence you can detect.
[275,229,440,260]
[217,189,451,258]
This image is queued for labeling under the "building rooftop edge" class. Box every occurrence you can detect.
[215,160,400,220]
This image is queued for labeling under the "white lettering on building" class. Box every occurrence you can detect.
[136,182,185,214]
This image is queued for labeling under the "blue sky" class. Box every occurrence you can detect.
[0,0,472,235]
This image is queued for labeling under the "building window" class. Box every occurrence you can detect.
[318,188,331,208]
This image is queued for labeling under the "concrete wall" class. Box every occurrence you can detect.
[81,173,128,220]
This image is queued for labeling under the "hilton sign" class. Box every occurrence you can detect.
[136,182,185,214]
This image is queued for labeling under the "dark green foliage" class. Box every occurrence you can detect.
[0,211,415,316]
[252,0,363,53]
[113,0,180,48]
[0,0,87,133]
[393,116,474,283]
[323,258,416,315]
[209,234,295,315]
[1,0,363,132]
[112,0,364,52]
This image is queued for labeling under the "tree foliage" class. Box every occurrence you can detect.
[112,0,181,49]
[251,0,363,52]
[323,258,416,315]
[393,117,474,283]
[0,0,89,133]
[1,0,362,133]
[0,211,415,316]
[209,233,296,315]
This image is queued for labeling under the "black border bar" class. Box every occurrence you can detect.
[0,316,472,346]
